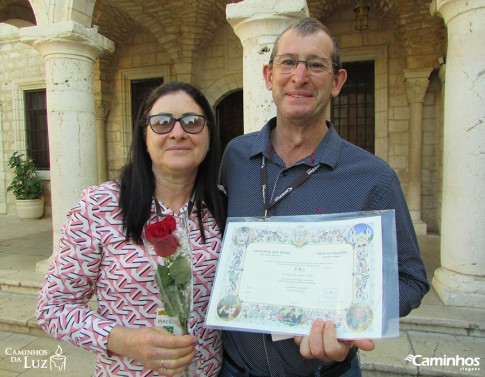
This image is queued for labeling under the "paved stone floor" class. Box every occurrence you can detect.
[0,215,96,376]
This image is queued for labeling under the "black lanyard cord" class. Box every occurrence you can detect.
[260,155,320,218]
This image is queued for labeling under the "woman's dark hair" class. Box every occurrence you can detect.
[119,82,225,243]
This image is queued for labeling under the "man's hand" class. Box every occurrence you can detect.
[294,319,375,362]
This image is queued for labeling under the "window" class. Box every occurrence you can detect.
[25,89,49,169]
[331,61,375,153]
[131,78,163,129]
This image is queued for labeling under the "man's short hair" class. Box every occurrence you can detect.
[270,17,342,73]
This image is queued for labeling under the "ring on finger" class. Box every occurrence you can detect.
[161,359,166,370]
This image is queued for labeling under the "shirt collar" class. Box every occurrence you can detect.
[249,117,341,169]
[249,117,276,159]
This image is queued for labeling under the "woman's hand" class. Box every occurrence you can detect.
[294,319,375,362]
[107,326,198,376]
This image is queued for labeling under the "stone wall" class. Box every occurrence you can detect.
[196,23,243,107]
[0,23,48,215]
[103,29,173,179]
[326,5,441,233]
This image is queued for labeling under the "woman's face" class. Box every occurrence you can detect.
[145,91,210,179]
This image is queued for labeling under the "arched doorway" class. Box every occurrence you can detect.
[216,90,244,154]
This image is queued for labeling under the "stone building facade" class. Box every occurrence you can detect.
[0,0,483,308]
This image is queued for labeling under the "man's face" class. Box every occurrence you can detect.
[263,29,347,125]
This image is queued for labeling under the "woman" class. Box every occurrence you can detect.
[36,82,226,376]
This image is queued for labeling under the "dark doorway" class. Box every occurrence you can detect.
[216,90,244,154]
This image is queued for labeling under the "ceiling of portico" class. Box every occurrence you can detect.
[0,0,35,24]
[91,0,244,63]
[0,0,445,69]
[308,0,397,19]
[307,0,445,68]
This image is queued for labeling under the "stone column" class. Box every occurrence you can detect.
[430,0,485,308]
[95,99,109,183]
[403,68,432,235]
[435,62,446,229]
[20,21,114,260]
[226,0,308,133]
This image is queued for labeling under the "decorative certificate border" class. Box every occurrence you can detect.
[206,213,386,339]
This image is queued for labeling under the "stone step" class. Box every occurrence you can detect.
[0,291,45,337]
[0,272,99,337]
[0,270,46,336]
[0,270,45,296]
[401,291,485,339]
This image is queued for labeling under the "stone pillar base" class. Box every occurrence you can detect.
[412,220,427,235]
[432,266,485,309]
[409,210,427,235]
[36,257,53,273]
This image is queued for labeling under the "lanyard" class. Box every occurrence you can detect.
[260,155,320,218]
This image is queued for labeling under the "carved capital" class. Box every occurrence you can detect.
[95,100,110,120]
[403,68,433,103]
[19,20,114,60]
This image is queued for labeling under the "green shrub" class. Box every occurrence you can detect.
[7,152,44,200]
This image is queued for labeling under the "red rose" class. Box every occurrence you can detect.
[146,215,180,257]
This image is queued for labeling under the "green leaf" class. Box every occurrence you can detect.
[165,288,180,318]
[156,264,173,288]
[169,256,192,285]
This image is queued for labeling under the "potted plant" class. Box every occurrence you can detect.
[7,151,45,219]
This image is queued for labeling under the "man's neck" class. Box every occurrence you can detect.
[270,120,328,167]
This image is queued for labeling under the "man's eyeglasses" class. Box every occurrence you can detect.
[146,113,207,134]
[269,55,339,76]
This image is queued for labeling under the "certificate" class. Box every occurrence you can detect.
[205,211,399,339]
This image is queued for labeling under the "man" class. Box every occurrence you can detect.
[219,17,430,377]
